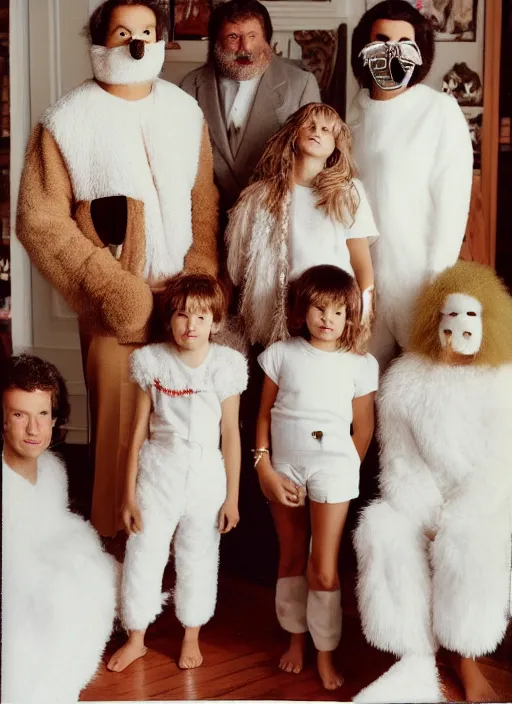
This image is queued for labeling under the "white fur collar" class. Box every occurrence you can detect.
[42,79,203,279]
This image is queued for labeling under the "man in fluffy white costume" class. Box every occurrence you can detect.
[2,354,116,704]
[354,261,512,703]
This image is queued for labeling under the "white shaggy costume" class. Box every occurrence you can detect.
[354,352,512,701]
[348,85,473,368]
[226,179,379,347]
[122,342,247,631]
[259,337,379,651]
[2,452,116,704]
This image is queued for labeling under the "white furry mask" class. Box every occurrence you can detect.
[90,40,165,85]
[438,293,483,355]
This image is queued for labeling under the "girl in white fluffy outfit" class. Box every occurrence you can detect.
[349,0,473,370]
[107,273,247,673]
[2,354,116,704]
[226,102,379,348]
[354,262,512,704]
[255,265,378,690]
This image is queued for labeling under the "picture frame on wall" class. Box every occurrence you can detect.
[364,0,478,41]
[171,0,210,41]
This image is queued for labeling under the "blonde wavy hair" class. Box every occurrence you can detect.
[248,102,360,225]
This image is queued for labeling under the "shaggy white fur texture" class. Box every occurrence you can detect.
[353,655,443,703]
[42,78,203,279]
[122,439,226,631]
[2,453,116,704]
[354,353,512,700]
[90,41,165,86]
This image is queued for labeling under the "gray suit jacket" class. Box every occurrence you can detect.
[181,55,321,212]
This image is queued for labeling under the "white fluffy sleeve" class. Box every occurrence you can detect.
[213,345,249,403]
[428,94,473,275]
[129,346,155,391]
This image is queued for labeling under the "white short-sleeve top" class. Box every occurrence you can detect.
[289,178,379,281]
[258,337,378,456]
[130,343,248,449]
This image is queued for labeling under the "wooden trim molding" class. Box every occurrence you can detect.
[481,0,502,266]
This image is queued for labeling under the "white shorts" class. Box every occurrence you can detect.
[273,450,360,504]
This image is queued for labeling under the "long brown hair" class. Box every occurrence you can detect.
[248,102,360,225]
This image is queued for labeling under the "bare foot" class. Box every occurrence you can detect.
[179,627,203,669]
[107,636,147,672]
[459,657,499,702]
[317,650,344,690]
[279,632,307,674]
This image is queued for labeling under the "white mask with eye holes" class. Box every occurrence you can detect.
[438,293,483,356]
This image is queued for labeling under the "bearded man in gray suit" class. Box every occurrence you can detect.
[181,0,321,216]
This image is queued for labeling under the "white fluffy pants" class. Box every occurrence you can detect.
[355,499,512,658]
[276,576,342,651]
[121,439,226,631]
[354,501,435,656]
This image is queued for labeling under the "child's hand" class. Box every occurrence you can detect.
[218,499,240,534]
[121,499,143,535]
[257,464,305,507]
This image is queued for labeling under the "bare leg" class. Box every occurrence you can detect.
[270,502,310,674]
[107,629,147,672]
[450,653,499,702]
[308,500,350,690]
[179,626,203,669]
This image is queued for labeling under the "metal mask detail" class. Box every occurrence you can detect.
[359,40,423,91]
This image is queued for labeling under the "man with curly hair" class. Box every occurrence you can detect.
[2,354,116,704]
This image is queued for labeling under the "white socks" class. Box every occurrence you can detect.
[276,576,308,633]
[276,577,342,651]
[307,589,342,651]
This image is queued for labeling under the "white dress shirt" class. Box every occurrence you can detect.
[219,75,261,132]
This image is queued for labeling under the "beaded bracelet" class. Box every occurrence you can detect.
[252,447,269,468]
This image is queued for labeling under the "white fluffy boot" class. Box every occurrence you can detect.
[353,655,444,703]
[275,576,308,633]
[307,589,342,651]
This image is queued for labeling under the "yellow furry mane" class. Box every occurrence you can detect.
[408,261,512,367]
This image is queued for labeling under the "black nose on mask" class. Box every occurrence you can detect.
[130,39,145,60]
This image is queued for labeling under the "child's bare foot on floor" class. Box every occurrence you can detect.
[107,637,147,672]
[459,657,499,702]
[179,627,203,669]
[317,650,344,690]
[279,632,307,674]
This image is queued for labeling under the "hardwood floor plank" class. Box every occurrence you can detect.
[82,573,512,702]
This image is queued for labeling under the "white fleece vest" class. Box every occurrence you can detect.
[42,78,204,279]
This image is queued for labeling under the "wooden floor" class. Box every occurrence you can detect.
[82,567,512,702]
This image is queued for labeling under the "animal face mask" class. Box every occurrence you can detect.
[438,293,483,356]
[90,39,165,85]
[359,40,422,91]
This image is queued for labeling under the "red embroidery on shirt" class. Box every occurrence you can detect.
[153,379,198,397]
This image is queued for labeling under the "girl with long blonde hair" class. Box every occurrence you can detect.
[226,102,379,347]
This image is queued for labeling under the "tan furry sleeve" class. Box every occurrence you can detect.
[16,124,153,342]
[184,121,219,276]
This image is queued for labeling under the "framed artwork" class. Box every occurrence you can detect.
[365,0,478,41]
[171,0,210,41]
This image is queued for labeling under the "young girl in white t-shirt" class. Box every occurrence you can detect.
[226,102,379,347]
[255,264,378,690]
[106,273,247,674]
